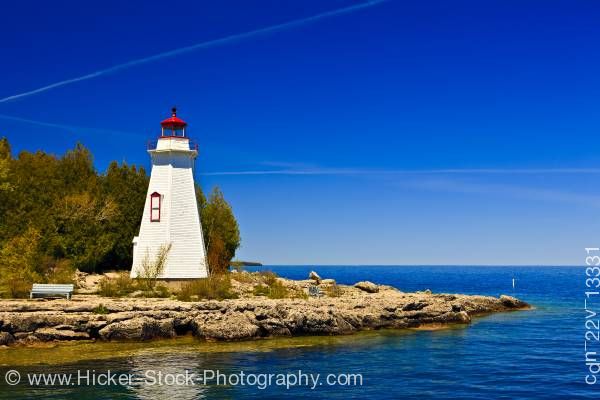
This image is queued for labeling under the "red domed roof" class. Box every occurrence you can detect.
[160,107,187,129]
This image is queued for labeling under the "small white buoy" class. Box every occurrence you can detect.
[512,278,515,289]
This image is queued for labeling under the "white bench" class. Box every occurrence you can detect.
[30,284,74,300]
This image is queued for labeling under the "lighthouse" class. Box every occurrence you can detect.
[131,108,209,279]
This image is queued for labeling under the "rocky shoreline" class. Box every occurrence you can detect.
[0,281,529,347]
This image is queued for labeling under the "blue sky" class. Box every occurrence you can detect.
[1,0,599,265]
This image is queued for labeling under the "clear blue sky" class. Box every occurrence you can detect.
[1,0,599,265]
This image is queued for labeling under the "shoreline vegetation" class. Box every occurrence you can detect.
[0,270,529,349]
[0,138,241,298]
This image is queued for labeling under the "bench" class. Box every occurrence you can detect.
[30,284,74,300]
[308,285,323,297]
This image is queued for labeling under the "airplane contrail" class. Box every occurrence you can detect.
[0,0,389,104]
[0,113,140,137]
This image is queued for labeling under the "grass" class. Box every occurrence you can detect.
[251,271,308,300]
[97,272,137,297]
[177,274,238,301]
[97,272,173,298]
[325,283,343,297]
[257,270,278,286]
[230,271,255,284]
[92,304,109,314]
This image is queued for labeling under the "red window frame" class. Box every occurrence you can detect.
[150,192,161,222]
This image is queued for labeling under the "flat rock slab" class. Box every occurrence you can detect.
[0,286,529,346]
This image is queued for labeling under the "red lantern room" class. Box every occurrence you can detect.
[160,107,187,137]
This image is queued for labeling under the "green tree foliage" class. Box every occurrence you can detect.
[98,161,149,269]
[0,138,11,193]
[201,187,241,274]
[0,227,45,297]
[0,137,241,296]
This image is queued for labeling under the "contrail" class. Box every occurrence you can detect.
[0,113,140,137]
[0,0,389,104]
[201,167,600,176]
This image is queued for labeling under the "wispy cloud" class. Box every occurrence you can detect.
[201,167,600,176]
[0,0,388,104]
[201,167,600,207]
[0,113,141,137]
[406,178,600,208]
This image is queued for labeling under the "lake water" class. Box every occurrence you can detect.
[0,266,593,399]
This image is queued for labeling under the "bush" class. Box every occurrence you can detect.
[325,284,342,297]
[97,272,137,297]
[266,280,289,299]
[252,284,270,297]
[230,271,254,284]
[177,274,237,301]
[251,273,306,299]
[45,258,75,284]
[257,270,278,286]
[139,284,171,298]
[92,304,109,314]
[137,243,171,292]
[97,278,118,297]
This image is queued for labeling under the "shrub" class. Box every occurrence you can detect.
[137,243,171,292]
[97,272,137,297]
[325,284,342,297]
[97,277,118,297]
[252,284,270,297]
[257,270,278,286]
[251,276,307,300]
[266,280,289,299]
[140,283,171,298]
[177,274,237,301]
[230,271,254,284]
[92,304,109,314]
[45,258,75,285]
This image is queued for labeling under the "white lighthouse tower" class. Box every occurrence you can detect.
[131,108,209,279]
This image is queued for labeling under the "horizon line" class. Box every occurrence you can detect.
[243,264,581,267]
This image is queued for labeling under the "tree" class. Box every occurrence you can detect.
[98,161,149,269]
[0,138,11,193]
[202,187,241,274]
[0,227,45,298]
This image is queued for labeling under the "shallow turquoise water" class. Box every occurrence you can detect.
[0,266,593,399]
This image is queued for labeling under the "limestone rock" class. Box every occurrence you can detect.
[457,311,471,323]
[99,317,175,340]
[0,332,15,345]
[309,271,321,283]
[0,281,530,347]
[35,327,90,341]
[354,281,379,293]
[499,295,527,309]
[320,279,336,287]
[402,301,428,311]
[193,313,259,341]
[451,304,464,312]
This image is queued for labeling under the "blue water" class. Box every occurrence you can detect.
[0,266,594,399]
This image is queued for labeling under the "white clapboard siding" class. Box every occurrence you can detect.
[131,137,208,279]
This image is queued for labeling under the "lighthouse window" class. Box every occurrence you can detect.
[150,192,161,222]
